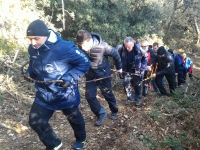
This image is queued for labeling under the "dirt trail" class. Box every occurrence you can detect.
[0,55,200,150]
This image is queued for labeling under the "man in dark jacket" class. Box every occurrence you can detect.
[152,46,176,96]
[76,30,122,126]
[118,37,148,106]
[168,49,185,86]
[26,20,90,150]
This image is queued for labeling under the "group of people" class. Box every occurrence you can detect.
[24,19,193,150]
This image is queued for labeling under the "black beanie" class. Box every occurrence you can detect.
[157,46,166,55]
[27,19,49,36]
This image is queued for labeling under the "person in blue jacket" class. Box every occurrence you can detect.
[25,20,90,150]
[168,49,185,86]
[118,37,148,106]
[76,30,122,126]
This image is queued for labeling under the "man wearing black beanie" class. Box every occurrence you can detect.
[25,19,90,150]
[152,46,176,96]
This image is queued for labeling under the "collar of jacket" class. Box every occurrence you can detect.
[33,30,60,52]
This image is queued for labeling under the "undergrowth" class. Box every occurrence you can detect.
[135,78,200,150]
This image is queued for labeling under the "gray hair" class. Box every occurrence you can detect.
[124,36,135,43]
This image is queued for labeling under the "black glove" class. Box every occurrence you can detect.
[57,80,69,88]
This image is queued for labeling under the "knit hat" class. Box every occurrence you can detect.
[157,46,166,55]
[27,19,49,36]
[168,49,174,54]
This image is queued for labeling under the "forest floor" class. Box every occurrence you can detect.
[0,54,200,150]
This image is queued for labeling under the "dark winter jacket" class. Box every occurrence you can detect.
[118,43,148,75]
[155,51,175,76]
[26,30,90,110]
[83,33,122,79]
[172,54,184,73]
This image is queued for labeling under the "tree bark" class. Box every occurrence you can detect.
[61,0,65,30]
[194,17,200,44]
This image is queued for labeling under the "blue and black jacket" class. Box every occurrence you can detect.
[118,43,148,75]
[26,30,90,110]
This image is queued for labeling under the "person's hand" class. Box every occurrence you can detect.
[146,66,151,71]
[152,73,156,78]
[117,68,122,73]
[57,80,69,88]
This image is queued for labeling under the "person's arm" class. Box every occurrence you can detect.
[104,43,122,71]
[26,60,37,79]
[156,55,174,76]
[60,46,90,85]
[141,52,148,73]
[187,57,193,73]
[174,55,180,73]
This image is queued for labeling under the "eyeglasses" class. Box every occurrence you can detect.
[141,45,147,48]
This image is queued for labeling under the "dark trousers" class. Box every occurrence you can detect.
[85,77,118,116]
[151,78,158,91]
[29,102,86,149]
[155,73,176,95]
[177,69,185,86]
[123,74,142,101]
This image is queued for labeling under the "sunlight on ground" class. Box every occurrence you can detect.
[1,119,29,134]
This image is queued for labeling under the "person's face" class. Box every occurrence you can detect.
[153,45,159,52]
[124,42,134,52]
[27,36,47,49]
[182,54,186,59]
[78,39,92,52]
[141,43,148,51]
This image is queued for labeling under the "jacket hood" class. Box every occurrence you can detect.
[91,32,102,47]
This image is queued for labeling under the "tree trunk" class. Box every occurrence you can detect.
[61,0,65,30]
[194,18,200,44]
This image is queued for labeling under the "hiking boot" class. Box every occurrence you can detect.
[126,98,134,105]
[95,107,107,126]
[135,100,141,106]
[110,112,117,120]
[73,141,85,150]
[95,112,107,126]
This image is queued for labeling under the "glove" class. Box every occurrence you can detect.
[57,80,69,88]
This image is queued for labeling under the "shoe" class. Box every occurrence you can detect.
[48,142,62,150]
[73,141,85,150]
[95,112,107,126]
[135,100,141,106]
[126,100,131,105]
[110,112,117,120]
[126,98,134,105]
